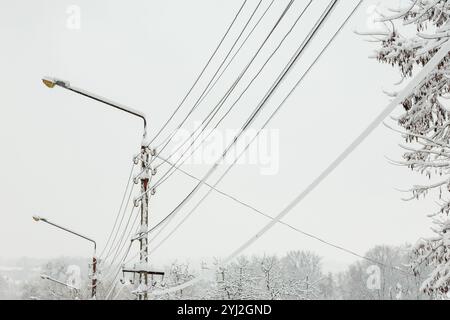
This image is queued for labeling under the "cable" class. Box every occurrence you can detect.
[100,181,136,262]
[152,0,450,296]
[148,2,289,191]
[185,0,277,128]
[102,207,138,271]
[151,0,278,167]
[152,0,311,189]
[153,0,363,243]
[151,0,262,153]
[134,0,362,265]
[146,0,370,294]
[145,0,336,239]
[124,2,336,273]
[98,163,136,259]
[104,241,134,299]
[148,0,249,145]
[152,0,308,175]
[152,156,411,275]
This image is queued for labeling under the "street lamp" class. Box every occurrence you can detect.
[42,76,159,300]
[40,274,80,293]
[33,215,97,299]
[41,76,148,135]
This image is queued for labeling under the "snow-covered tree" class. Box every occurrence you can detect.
[279,251,324,300]
[259,255,285,300]
[158,261,196,300]
[210,257,260,300]
[360,0,450,297]
[337,245,427,300]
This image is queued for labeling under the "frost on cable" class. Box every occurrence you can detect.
[360,0,450,297]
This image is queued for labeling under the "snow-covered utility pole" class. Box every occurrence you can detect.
[123,141,164,300]
[41,77,164,299]
[138,142,151,300]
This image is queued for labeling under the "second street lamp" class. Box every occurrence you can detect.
[33,215,97,299]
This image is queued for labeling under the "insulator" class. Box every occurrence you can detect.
[151,188,156,196]
[151,148,157,156]
[152,168,157,176]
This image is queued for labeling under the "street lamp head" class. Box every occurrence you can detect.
[42,77,70,89]
[32,215,46,222]
[42,77,56,88]
[40,274,49,280]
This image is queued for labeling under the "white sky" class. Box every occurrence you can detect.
[0,0,437,272]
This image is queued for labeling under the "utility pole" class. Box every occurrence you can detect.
[121,142,164,300]
[41,77,164,299]
[91,256,97,298]
[139,144,150,300]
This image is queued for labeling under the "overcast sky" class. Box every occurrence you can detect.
[0,0,436,272]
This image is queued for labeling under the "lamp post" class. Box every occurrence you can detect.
[41,77,147,134]
[41,77,160,300]
[40,274,80,298]
[33,215,97,299]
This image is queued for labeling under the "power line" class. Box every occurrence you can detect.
[216,3,450,288]
[98,163,136,259]
[145,0,339,243]
[103,207,138,269]
[123,0,339,269]
[183,0,278,128]
[150,0,296,177]
[148,0,249,145]
[152,156,414,277]
[151,0,263,153]
[150,0,423,296]
[102,0,293,296]
[133,0,369,265]
[100,178,136,262]
[152,0,311,189]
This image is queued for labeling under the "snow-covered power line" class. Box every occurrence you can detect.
[141,0,339,242]
[143,0,366,261]
[148,0,249,146]
[98,163,136,260]
[153,155,415,277]
[149,0,263,152]
[150,0,296,165]
[132,0,371,272]
[151,0,312,187]
[150,2,450,297]
[103,1,293,298]
[100,176,136,263]
[122,0,341,272]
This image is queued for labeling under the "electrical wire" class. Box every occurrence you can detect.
[148,0,249,145]
[150,0,262,152]
[143,0,338,241]
[151,155,414,277]
[152,0,313,190]
[100,181,136,263]
[150,0,278,161]
[98,163,136,259]
[150,0,361,247]
[150,0,450,296]
[146,0,376,296]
